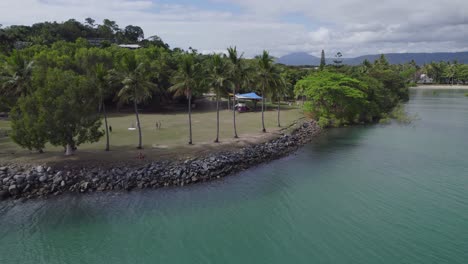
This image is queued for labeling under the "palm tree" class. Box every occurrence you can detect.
[0,52,34,97]
[169,54,199,145]
[274,74,288,127]
[117,55,156,149]
[255,50,278,133]
[227,47,251,138]
[205,54,233,143]
[93,64,111,151]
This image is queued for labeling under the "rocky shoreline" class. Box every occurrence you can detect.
[0,120,320,201]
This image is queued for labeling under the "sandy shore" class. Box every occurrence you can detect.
[413,85,468,89]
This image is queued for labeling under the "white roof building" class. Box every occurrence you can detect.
[118,44,141,49]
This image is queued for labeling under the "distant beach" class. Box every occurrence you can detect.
[414,85,468,89]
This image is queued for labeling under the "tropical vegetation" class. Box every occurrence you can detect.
[0,18,442,155]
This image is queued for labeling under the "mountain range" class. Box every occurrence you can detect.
[276,51,468,66]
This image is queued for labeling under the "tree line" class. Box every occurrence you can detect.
[0,18,167,53]
[0,36,293,155]
[421,61,468,84]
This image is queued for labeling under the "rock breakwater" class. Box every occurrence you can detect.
[0,120,320,201]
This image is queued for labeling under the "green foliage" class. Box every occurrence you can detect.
[169,53,202,98]
[40,69,104,148]
[204,54,233,95]
[388,104,416,124]
[295,57,410,127]
[422,61,468,84]
[10,69,104,151]
[9,95,47,151]
[295,71,368,126]
[0,50,34,97]
[279,67,309,98]
[0,18,169,53]
[317,116,331,128]
[379,104,417,124]
[118,55,156,105]
[227,46,252,93]
[255,50,280,97]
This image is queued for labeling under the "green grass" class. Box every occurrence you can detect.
[0,108,304,164]
[0,120,10,129]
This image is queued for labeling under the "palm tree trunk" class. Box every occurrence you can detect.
[215,88,219,143]
[103,103,110,151]
[277,98,281,127]
[134,100,142,149]
[188,93,193,145]
[261,87,266,133]
[233,84,238,138]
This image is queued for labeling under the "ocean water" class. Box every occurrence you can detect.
[0,87,467,264]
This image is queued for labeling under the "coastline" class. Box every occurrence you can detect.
[413,84,468,89]
[0,120,321,201]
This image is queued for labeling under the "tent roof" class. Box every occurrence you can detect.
[235,92,262,100]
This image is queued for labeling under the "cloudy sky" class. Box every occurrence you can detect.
[0,0,467,57]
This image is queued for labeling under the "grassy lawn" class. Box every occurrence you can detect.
[0,107,304,165]
[0,120,9,129]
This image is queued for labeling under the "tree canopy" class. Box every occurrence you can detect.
[295,55,410,127]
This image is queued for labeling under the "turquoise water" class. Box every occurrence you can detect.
[1,88,468,264]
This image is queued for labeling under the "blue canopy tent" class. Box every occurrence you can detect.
[235,92,262,100]
[234,92,263,111]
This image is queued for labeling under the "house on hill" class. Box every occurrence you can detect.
[118,44,141,49]
[418,74,433,84]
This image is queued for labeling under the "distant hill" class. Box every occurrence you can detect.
[276,52,321,66]
[276,51,468,66]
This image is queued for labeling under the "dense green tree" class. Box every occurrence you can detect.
[280,67,309,98]
[374,54,390,69]
[10,68,104,155]
[123,25,144,43]
[456,64,468,84]
[0,18,171,54]
[9,94,47,153]
[85,18,96,28]
[140,35,170,49]
[295,71,368,127]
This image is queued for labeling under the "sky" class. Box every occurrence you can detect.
[0,0,467,57]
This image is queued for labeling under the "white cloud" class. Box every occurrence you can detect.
[0,0,467,57]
